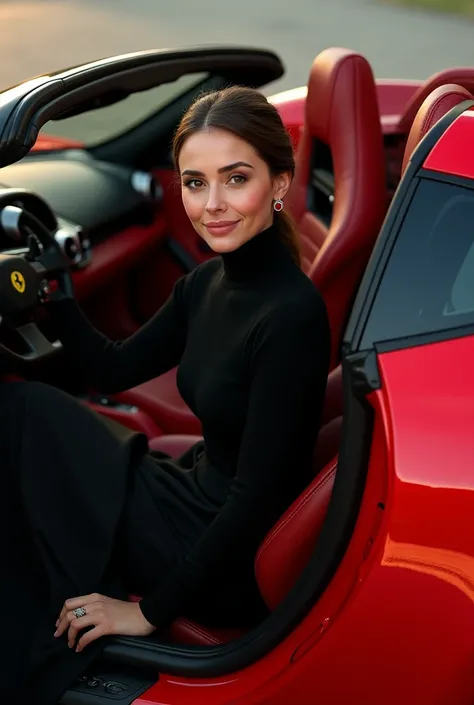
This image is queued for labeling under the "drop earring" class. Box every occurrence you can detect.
[273,199,284,212]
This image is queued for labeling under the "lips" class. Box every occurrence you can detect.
[203,220,240,236]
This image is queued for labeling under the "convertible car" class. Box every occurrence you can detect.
[0,45,473,704]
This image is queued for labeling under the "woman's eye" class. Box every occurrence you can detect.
[184,179,204,189]
[229,174,246,185]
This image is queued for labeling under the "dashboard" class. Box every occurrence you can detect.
[0,151,163,270]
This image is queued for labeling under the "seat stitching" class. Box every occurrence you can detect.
[175,618,221,645]
[255,461,337,564]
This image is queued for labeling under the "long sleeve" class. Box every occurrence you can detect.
[52,273,193,394]
[139,300,331,628]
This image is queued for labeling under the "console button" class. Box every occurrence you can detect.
[87,677,101,688]
[105,681,128,694]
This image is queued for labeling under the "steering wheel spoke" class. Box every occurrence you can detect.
[35,246,69,279]
[0,321,62,364]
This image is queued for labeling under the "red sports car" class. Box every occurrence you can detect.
[0,45,473,705]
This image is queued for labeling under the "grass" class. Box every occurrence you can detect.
[383,0,474,16]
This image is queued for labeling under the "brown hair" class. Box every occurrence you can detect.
[172,85,300,265]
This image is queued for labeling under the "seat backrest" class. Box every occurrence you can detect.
[288,48,387,369]
[402,84,474,174]
[254,365,343,610]
[398,68,474,134]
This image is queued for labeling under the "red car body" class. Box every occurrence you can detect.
[0,47,473,704]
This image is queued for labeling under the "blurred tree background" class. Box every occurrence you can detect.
[387,0,474,15]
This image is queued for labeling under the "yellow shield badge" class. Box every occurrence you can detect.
[11,271,26,293]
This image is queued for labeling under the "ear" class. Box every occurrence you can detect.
[273,171,292,201]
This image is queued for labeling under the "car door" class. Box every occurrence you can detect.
[334,110,474,703]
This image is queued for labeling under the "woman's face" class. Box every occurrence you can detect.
[178,128,291,254]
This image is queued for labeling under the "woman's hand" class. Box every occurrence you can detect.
[54,593,155,652]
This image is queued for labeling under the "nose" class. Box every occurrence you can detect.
[205,183,226,214]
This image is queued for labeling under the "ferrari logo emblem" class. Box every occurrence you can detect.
[11,271,26,293]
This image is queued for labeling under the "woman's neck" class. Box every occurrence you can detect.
[221,223,291,287]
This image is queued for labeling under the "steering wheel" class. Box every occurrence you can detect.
[0,204,73,364]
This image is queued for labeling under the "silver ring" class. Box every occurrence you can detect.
[72,607,87,618]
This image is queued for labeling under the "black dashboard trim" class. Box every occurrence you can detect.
[0,155,159,240]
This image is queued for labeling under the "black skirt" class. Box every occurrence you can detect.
[0,380,221,705]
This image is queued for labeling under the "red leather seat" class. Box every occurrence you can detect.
[398,68,474,135]
[401,84,473,175]
[117,367,201,436]
[147,366,343,646]
[288,47,387,370]
[116,48,386,435]
[165,456,338,646]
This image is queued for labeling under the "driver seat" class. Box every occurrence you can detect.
[146,366,343,646]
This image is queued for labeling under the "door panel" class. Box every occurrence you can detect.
[70,214,168,337]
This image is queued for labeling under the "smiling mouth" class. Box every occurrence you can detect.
[204,221,239,227]
[203,221,240,235]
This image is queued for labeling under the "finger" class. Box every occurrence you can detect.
[56,593,103,627]
[76,624,106,653]
[55,604,96,638]
[55,611,76,638]
[56,605,68,627]
[67,614,98,649]
[64,594,103,612]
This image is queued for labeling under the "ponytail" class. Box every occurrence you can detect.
[275,209,301,266]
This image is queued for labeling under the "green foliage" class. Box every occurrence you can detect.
[384,0,474,16]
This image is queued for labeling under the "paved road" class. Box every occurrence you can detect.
[0,0,473,139]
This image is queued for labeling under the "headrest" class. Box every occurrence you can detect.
[306,47,379,143]
[399,68,474,133]
[402,83,473,174]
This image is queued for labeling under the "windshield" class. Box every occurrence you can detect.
[361,177,474,347]
[38,72,208,146]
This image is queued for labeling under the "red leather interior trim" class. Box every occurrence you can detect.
[153,169,214,266]
[82,400,163,438]
[255,457,338,611]
[148,433,202,457]
[130,245,184,324]
[313,416,343,473]
[402,84,473,174]
[116,367,202,436]
[73,215,168,300]
[166,617,245,646]
[1,374,23,382]
[81,279,144,340]
[128,595,243,645]
[321,365,343,425]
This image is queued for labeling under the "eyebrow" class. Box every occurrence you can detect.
[181,161,254,177]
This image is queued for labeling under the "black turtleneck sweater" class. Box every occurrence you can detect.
[54,224,331,627]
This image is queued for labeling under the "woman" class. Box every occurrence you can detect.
[0,85,331,703]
